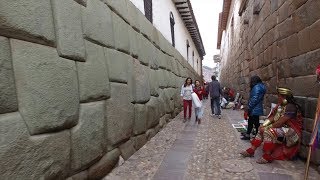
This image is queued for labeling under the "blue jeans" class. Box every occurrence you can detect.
[210,97,221,115]
[195,105,203,119]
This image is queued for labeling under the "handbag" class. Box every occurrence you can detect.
[191,92,202,108]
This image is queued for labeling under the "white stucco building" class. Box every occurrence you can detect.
[129,0,206,75]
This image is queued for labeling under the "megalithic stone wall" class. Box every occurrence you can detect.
[0,0,201,179]
[219,0,320,165]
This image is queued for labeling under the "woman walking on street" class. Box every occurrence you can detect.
[181,77,193,122]
[193,80,205,124]
[241,75,266,140]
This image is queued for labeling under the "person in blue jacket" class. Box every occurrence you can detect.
[241,76,266,140]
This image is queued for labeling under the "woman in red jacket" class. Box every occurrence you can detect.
[193,80,205,124]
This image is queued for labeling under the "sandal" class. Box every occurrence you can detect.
[256,157,270,164]
[240,150,254,157]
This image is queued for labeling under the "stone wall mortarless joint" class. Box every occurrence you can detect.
[219,0,320,165]
[0,0,201,179]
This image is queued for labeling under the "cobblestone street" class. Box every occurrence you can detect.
[104,100,320,180]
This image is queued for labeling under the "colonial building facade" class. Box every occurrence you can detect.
[130,0,205,75]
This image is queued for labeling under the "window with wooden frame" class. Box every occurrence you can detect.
[197,59,199,72]
[192,51,195,67]
[238,0,249,16]
[170,12,175,47]
[186,40,190,62]
[144,0,153,23]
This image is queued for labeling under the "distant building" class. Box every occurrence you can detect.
[202,66,214,83]
[129,0,206,75]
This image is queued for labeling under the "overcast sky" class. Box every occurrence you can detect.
[190,0,223,68]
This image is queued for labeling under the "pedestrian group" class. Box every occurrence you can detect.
[181,74,305,165]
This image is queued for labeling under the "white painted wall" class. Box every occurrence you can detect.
[129,0,202,75]
[130,0,145,14]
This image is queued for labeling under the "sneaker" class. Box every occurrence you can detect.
[210,114,215,117]
[218,115,221,119]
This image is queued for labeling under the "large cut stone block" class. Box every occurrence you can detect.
[130,59,151,103]
[138,35,154,65]
[157,49,166,69]
[298,27,311,54]
[119,140,136,160]
[169,72,177,88]
[171,59,178,75]
[74,0,87,6]
[173,89,182,108]
[102,0,129,22]
[106,83,134,147]
[152,28,160,48]
[166,55,174,72]
[149,69,159,96]
[67,171,88,180]
[128,26,140,58]
[158,90,166,117]
[112,12,130,53]
[299,145,320,164]
[0,113,70,179]
[302,131,311,146]
[0,36,18,114]
[290,49,320,77]
[303,118,314,133]
[78,40,110,102]
[286,34,300,58]
[176,62,182,77]
[82,0,114,47]
[138,9,153,40]
[158,31,168,53]
[146,97,160,129]
[310,19,320,51]
[305,98,318,119]
[105,48,132,83]
[127,1,140,30]
[149,45,159,70]
[11,39,79,135]
[51,0,85,62]
[134,104,147,135]
[159,115,167,128]
[163,70,171,88]
[71,101,105,172]
[132,134,147,150]
[284,75,319,97]
[88,149,120,180]
[164,89,175,113]
[0,0,55,46]
[146,128,156,140]
[157,69,168,88]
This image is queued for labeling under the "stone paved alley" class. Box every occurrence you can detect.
[104,100,320,180]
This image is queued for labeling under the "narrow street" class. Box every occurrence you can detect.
[104,100,320,180]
